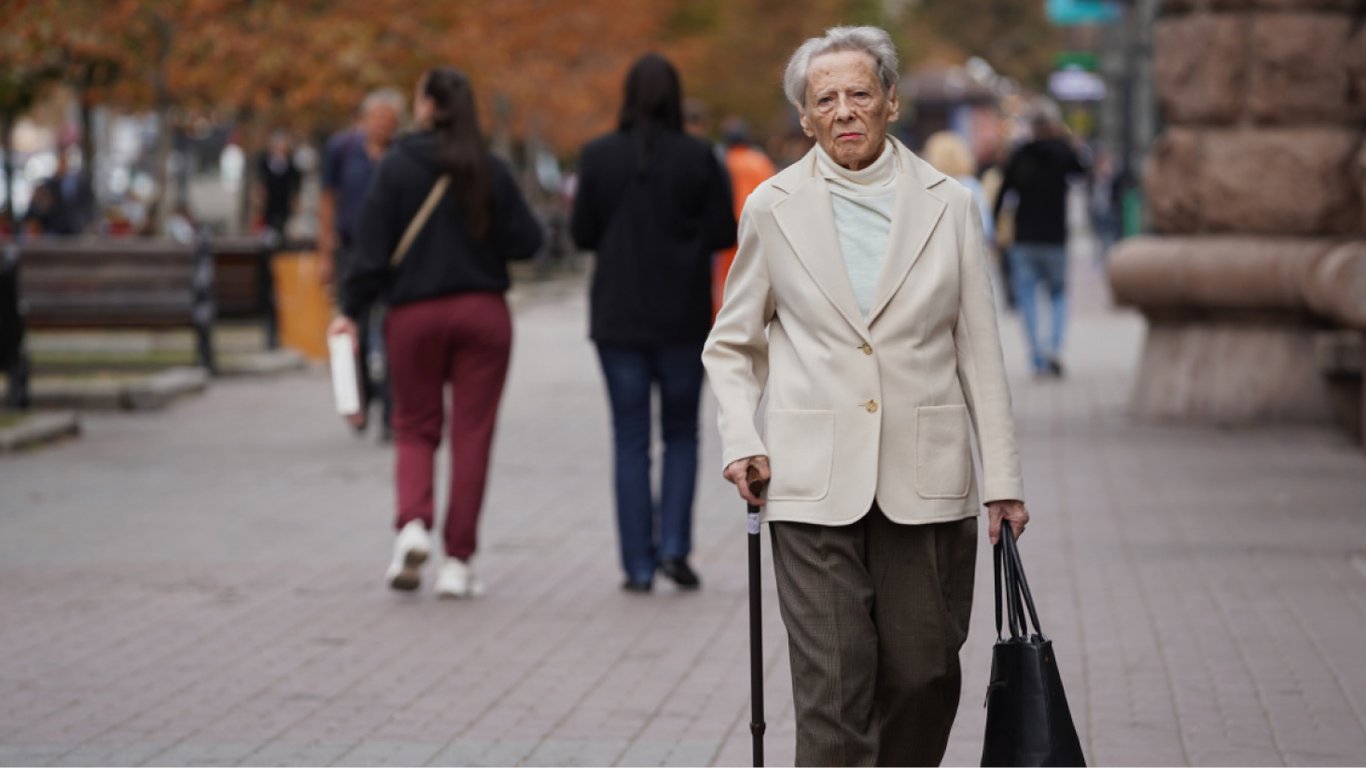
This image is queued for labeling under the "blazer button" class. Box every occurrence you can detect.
[861,342,873,356]
[865,400,878,413]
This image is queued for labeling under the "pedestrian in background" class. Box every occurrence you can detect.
[712,117,776,319]
[320,89,403,438]
[1089,149,1124,264]
[991,107,1086,378]
[255,130,300,240]
[979,139,1017,311]
[330,67,543,598]
[571,53,736,593]
[922,130,992,245]
[25,147,94,236]
[705,26,1027,765]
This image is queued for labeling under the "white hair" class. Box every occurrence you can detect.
[783,26,900,109]
[361,88,405,115]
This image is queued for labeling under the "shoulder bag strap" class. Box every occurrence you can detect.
[390,174,450,268]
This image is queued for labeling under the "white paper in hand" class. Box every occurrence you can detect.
[328,333,362,416]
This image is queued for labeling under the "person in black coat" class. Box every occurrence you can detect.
[572,53,737,593]
[330,66,543,599]
[255,131,300,237]
[26,150,95,236]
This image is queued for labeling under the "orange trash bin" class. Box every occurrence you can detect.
[271,249,334,361]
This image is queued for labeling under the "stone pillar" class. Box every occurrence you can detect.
[1108,0,1366,428]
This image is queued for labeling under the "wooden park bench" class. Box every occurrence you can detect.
[1,236,216,409]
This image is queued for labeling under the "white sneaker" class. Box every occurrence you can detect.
[434,556,486,599]
[385,521,431,591]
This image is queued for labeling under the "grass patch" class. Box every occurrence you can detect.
[29,349,197,372]
[0,412,23,430]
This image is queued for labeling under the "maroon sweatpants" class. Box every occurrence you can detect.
[384,292,511,562]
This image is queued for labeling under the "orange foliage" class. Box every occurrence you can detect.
[4,0,969,154]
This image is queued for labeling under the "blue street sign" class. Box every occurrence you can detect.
[1047,0,1121,25]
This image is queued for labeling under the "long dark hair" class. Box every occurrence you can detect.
[616,53,683,178]
[422,66,491,239]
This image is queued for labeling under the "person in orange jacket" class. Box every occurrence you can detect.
[712,117,776,320]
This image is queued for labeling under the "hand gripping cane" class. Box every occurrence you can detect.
[747,479,767,767]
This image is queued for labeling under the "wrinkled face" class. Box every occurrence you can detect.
[360,103,400,147]
[799,50,898,171]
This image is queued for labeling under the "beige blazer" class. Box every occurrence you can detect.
[703,139,1024,526]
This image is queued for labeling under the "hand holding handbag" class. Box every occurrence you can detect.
[981,525,1087,767]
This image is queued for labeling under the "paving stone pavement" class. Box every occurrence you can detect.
[2,249,1364,767]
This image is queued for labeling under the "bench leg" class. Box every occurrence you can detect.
[259,251,279,350]
[195,323,216,375]
[5,353,30,410]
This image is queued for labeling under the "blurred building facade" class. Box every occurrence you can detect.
[1109,0,1365,440]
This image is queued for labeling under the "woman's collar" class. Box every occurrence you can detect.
[814,138,898,188]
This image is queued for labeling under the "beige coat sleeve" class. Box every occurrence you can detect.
[702,203,776,469]
[954,196,1025,503]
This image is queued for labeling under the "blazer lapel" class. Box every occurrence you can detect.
[866,149,947,326]
[772,177,871,340]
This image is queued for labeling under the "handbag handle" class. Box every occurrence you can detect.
[993,527,1026,642]
[1001,524,1047,640]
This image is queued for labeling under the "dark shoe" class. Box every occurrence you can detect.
[622,577,653,594]
[659,559,701,590]
[1046,358,1065,378]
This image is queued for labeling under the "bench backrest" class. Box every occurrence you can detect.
[16,238,211,330]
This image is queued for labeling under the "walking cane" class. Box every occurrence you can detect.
[747,480,767,767]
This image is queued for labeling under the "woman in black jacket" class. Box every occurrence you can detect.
[331,66,543,599]
[572,53,737,592]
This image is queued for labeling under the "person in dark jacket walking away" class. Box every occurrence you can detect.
[572,53,737,593]
[992,108,1086,378]
[321,89,403,439]
[329,67,543,598]
[255,131,301,238]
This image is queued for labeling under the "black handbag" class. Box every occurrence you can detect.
[981,525,1086,767]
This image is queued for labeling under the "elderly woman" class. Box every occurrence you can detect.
[703,27,1029,766]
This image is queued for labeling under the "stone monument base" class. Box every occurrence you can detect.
[1133,319,1334,424]
[1110,236,1365,440]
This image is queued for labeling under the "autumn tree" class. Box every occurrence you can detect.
[662,0,906,141]
[895,0,1061,89]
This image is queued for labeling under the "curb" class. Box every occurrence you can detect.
[220,349,307,377]
[1,367,211,412]
[0,411,80,453]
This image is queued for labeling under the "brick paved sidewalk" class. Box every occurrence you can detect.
[1,257,1364,766]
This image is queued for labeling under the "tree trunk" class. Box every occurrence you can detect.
[152,106,173,235]
[236,110,262,235]
[149,11,173,235]
[1,112,14,232]
[78,95,95,187]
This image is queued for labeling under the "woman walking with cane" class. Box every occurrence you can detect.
[331,67,543,598]
[705,27,1030,765]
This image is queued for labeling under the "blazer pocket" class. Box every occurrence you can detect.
[764,409,834,502]
[915,404,972,499]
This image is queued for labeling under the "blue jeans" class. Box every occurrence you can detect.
[596,343,705,584]
[1007,243,1068,373]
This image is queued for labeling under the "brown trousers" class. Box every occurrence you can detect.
[769,505,977,767]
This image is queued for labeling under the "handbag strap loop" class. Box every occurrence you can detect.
[993,534,1005,641]
[993,528,1026,641]
[1001,524,1046,639]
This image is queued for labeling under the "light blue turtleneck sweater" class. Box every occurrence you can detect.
[815,140,898,319]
